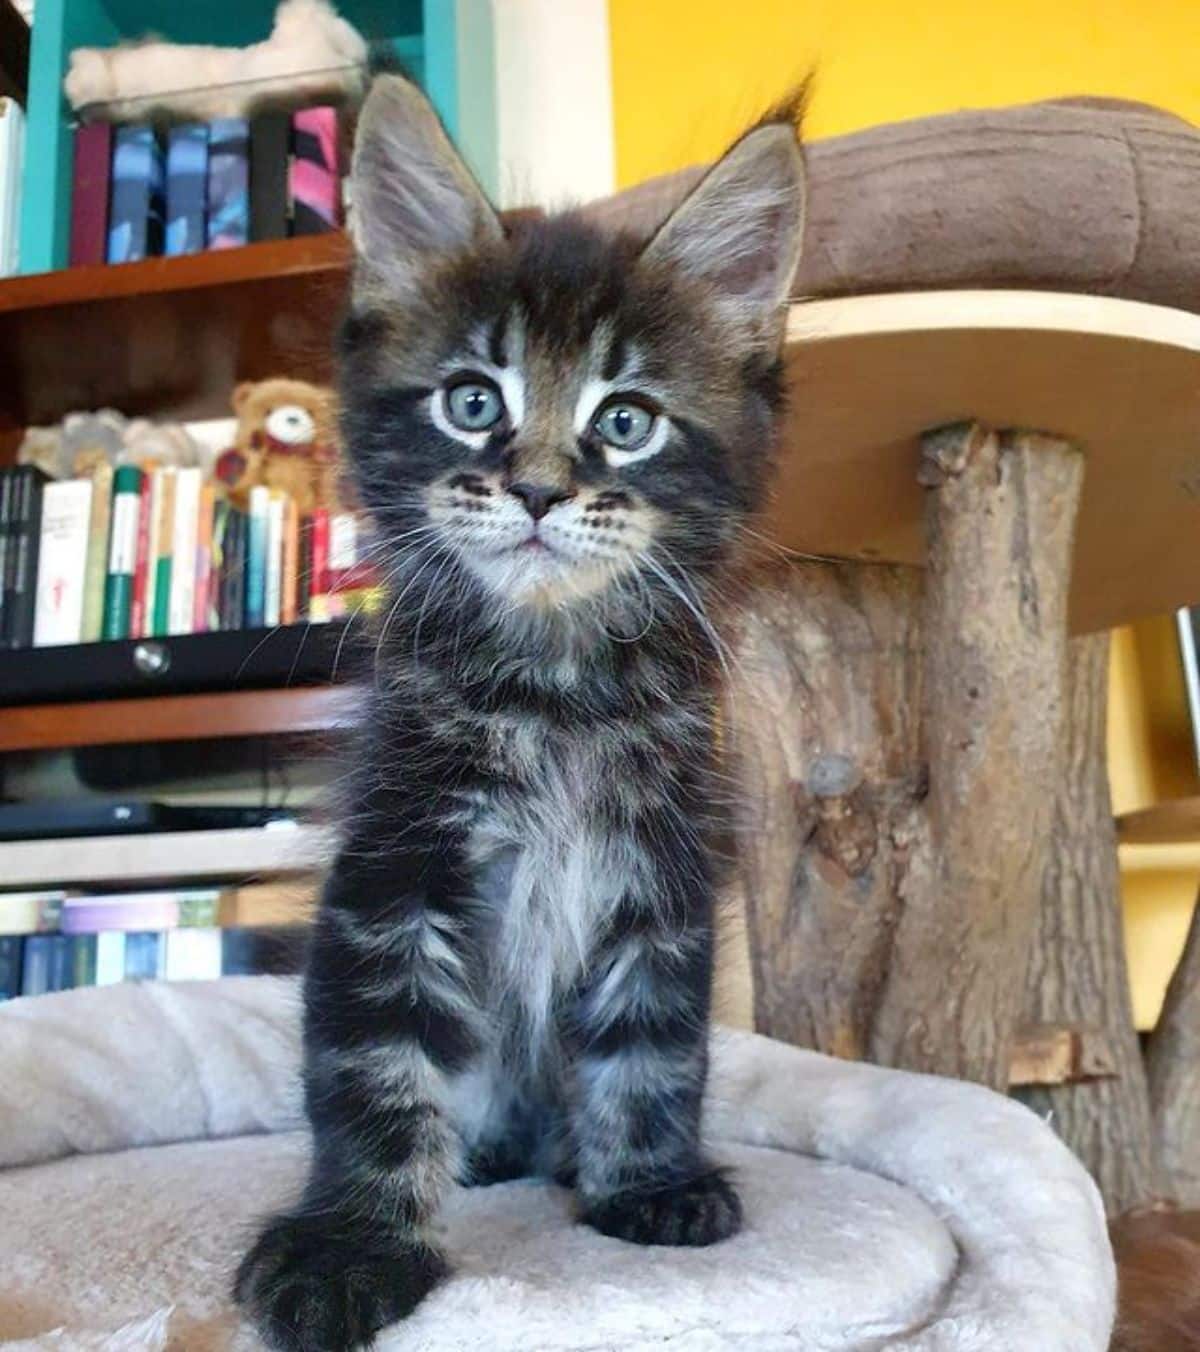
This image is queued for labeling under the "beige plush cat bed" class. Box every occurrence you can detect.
[0,979,1114,1350]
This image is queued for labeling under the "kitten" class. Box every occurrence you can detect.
[235,75,805,1352]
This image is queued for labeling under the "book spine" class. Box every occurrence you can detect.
[21,934,52,995]
[0,469,12,645]
[69,122,113,267]
[227,509,246,630]
[168,467,201,635]
[47,933,73,992]
[151,467,176,637]
[165,927,223,981]
[0,99,23,277]
[249,112,290,242]
[32,478,93,646]
[245,485,270,627]
[281,494,300,624]
[141,468,162,637]
[10,466,49,648]
[71,933,98,988]
[124,931,166,981]
[0,935,22,1000]
[309,507,330,622]
[60,897,180,934]
[101,464,143,641]
[107,125,164,264]
[95,931,127,985]
[193,482,215,633]
[80,460,114,643]
[129,469,153,638]
[165,123,208,257]
[290,106,340,235]
[209,498,229,631]
[264,491,285,627]
[206,118,250,250]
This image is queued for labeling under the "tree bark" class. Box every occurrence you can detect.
[730,424,1084,1090]
[1147,888,1200,1204]
[1017,633,1160,1213]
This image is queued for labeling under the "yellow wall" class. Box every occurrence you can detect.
[608,0,1200,1026]
[610,0,1200,186]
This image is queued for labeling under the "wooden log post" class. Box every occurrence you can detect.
[1017,634,1160,1213]
[1147,889,1200,1204]
[730,423,1084,1091]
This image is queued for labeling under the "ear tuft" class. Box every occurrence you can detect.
[350,75,501,290]
[641,89,808,331]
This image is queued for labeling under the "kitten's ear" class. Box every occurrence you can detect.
[641,117,805,329]
[350,75,502,288]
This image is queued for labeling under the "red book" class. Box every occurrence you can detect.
[193,484,214,633]
[128,471,153,638]
[309,508,330,621]
[69,124,113,267]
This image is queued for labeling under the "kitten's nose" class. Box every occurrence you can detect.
[508,482,574,521]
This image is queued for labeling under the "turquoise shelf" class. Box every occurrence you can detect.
[17,0,495,276]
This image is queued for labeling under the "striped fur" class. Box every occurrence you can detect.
[235,75,805,1352]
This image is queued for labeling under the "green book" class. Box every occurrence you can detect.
[101,464,143,641]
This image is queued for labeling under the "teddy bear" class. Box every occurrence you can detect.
[215,377,345,514]
[63,0,367,123]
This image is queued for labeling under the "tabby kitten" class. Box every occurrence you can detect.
[235,75,805,1351]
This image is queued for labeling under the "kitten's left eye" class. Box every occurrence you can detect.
[594,401,658,462]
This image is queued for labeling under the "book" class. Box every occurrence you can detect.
[151,467,176,636]
[71,933,97,987]
[309,508,330,621]
[245,485,270,627]
[290,106,340,235]
[140,468,163,638]
[80,461,114,643]
[281,495,300,624]
[249,112,290,242]
[221,925,309,977]
[33,478,93,646]
[21,934,53,995]
[107,125,165,264]
[68,121,111,267]
[217,880,318,929]
[60,888,220,934]
[206,117,250,250]
[165,927,223,981]
[0,470,13,644]
[0,98,24,276]
[193,482,215,632]
[7,466,50,648]
[101,464,143,640]
[225,508,247,629]
[95,931,127,985]
[124,931,166,980]
[0,936,21,1000]
[167,466,201,635]
[264,490,285,627]
[129,469,153,637]
[0,891,66,935]
[47,934,73,992]
[164,123,208,256]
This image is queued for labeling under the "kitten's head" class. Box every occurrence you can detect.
[340,77,804,624]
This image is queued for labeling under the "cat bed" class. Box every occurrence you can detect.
[0,978,1114,1350]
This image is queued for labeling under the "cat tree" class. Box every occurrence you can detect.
[729,288,1200,1213]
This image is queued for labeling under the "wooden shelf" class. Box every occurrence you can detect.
[1118,798,1200,846]
[0,685,358,753]
[0,234,352,429]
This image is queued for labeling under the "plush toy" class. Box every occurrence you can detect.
[17,410,201,480]
[216,377,344,513]
[121,418,201,474]
[63,0,367,122]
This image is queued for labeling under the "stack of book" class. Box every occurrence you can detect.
[0,462,377,649]
[0,881,315,999]
[70,106,342,266]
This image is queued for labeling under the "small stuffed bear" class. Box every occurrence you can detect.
[216,377,344,514]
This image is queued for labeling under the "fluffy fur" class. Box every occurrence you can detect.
[235,75,805,1352]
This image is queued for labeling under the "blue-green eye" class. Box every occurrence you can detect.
[446,380,504,432]
[594,401,655,452]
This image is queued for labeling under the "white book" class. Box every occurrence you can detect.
[165,927,223,982]
[0,99,24,278]
[329,512,358,574]
[33,479,94,646]
[95,931,127,986]
[141,469,163,638]
[167,466,201,635]
[264,492,285,627]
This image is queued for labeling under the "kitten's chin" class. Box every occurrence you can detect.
[464,546,627,612]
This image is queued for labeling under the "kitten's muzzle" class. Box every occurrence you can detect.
[507,481,576,521]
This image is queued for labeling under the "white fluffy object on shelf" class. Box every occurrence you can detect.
[62,0,368,123]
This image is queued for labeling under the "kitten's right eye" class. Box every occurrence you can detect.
[445,379,504,432]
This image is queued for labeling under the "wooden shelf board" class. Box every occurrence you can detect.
[775,289,1200,635]
[0,685,358,753]
[1118,798,1200,846]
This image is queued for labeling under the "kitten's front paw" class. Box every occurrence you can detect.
[234,1209,446,1351]
[581,1169,743,1247]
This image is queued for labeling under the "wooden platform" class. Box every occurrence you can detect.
[777,290,1200,634]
